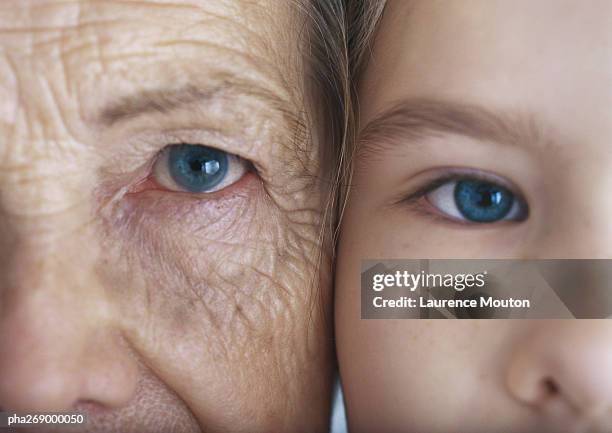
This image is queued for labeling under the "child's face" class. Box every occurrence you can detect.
[336,1,612,432]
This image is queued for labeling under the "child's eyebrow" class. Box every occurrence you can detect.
[357,98,546,154]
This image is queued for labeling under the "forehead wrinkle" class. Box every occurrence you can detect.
[2,0,309,154]
[0,0,200,31]
[1,0,270,59]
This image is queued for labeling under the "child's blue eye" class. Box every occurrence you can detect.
[454,179,514,222]
[426,178,527,223]
[153,144,248,193]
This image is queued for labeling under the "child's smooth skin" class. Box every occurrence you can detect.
[336,1,612,432]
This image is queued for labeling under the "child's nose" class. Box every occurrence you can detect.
[506,321,612,421]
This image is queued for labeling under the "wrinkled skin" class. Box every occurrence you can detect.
[0,1,332,432]
[336,1,612,432]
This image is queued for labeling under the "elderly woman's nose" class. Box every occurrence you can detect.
[0,207,138,412]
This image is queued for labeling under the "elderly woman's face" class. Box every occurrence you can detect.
[0,1,332,432]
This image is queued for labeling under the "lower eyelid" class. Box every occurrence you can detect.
[410,199,524,228]
[110,173,261,246]
[128,169,257,199]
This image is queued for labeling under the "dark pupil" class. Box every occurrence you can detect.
[189,160,202,171]
[454,179,514,222]
[187,157,219,175]
[476,188,501,207]
[168,144,228,192]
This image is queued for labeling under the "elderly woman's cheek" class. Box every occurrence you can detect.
[93,168,328,426]
[103,173,308,345]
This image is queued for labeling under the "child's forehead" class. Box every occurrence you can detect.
[361,0,610,146]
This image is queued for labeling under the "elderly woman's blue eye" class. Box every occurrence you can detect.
[168,144,228,192]
[153,144,248,193]
[425,178,527,223]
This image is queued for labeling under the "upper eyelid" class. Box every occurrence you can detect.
[92,82,298,169]
[92,79,305,165]
[398,175,459,204]
[393,168,526,206]
[106,128,259,171]
[157,135,260,179]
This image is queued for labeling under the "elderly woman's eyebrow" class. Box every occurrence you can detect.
[97,76,297,127]
[357,98,546,155]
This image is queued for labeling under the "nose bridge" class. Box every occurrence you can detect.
[0,162,132,411]
[0,163,96,285]
[2,224,102,302]
[0,139,99,258]
[0,162,105,333]
[0,148,88,214]
[529,163,612,258]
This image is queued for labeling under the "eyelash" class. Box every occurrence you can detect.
[397,171,529,225]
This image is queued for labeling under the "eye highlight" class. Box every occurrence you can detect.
[153,144,248,193]
[424,177,528,223]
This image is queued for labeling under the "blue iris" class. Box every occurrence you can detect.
[454,179,514,222]
[168,144,228,192]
